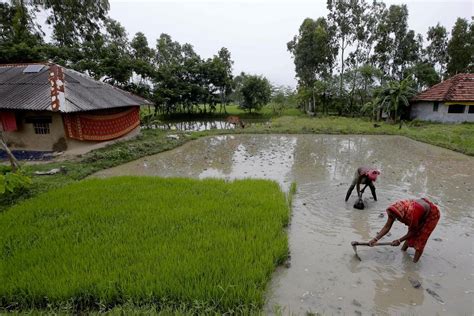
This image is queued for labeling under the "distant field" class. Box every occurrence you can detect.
[0,177,292,313]
[235,116,474,156]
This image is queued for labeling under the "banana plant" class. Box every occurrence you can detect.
[373,77,416,122]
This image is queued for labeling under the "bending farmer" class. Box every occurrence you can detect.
[368,198,440,262]
[345,167,380,202]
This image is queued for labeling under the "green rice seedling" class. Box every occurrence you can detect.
[0,177,290,314]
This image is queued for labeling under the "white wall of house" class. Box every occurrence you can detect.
[410,101,474,123]
[3,111,66,151]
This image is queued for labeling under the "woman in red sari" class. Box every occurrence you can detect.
[368,198,440,262]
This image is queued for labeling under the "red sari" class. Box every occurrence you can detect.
[387,198,440,253]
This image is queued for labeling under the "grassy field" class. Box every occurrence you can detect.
[0,177,291,313]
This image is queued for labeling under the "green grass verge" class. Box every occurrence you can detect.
[0,177,290,314]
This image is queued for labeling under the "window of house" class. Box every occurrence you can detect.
[433,102,439,112]
[33,122,50,134]
[469,106,474,114]
[447,104,466,114]
[25,116,52,134]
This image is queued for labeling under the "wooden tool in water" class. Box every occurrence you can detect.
[351,241,392,261]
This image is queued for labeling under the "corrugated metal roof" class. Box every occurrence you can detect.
[412,73,474,102]
[0,65,51,111]
[0,64,152,113]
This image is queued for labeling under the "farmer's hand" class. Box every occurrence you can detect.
[391,239,401,246]
[368,238,377,247]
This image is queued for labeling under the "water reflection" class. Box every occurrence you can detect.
[146,120,234,131]
[145,118,268,132]
[200,135,296,191]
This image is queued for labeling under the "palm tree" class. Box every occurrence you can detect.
[374,77,416,122]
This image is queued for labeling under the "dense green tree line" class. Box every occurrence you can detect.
[288,0,473,119]
[0,0,275,114]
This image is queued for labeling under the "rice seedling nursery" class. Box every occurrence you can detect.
[0,177,292,313]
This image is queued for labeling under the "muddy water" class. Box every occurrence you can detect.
[146,118,267,131]
[147,120,234,131]
[93,135,474,315]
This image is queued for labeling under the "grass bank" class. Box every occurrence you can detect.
[0,177,291,314]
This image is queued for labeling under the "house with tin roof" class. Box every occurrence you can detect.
[410,73,474,123]
[0,63,151,155]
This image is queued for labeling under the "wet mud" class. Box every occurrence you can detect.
[93,134,474,315]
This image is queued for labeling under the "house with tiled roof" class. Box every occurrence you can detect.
[0,63,151,155]
[410,73,474,123]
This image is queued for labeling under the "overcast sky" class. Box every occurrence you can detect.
[104,0,472,87]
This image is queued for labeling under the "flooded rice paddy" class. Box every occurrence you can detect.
[94,135,474,315]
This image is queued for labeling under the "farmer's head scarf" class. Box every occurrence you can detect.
[365,169,380,181]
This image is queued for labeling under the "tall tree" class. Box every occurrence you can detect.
[240,75,272,113]
[72,18,133,87]
[0,1,45,63]
[182,43,206,113]
[374,4,415,80]
[131,32,153,62]
[215,47,234,113]
[327,0,361,98]
[230,72,247,106]
[344,0,385,114]
[36,0,110,47]
[129,32,154,97]
[152,34,191,114]
[446,18,473,76]
[100,18,133,86]
[405,62,440,91]
[288,17,336,113]
[426,23,448,78]
[201,48,234,113]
